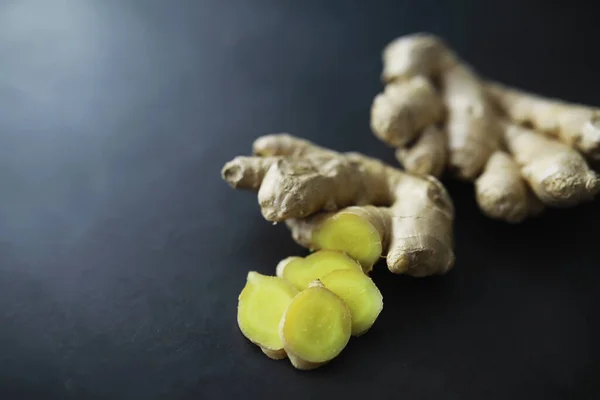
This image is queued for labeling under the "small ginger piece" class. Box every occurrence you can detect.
[503,122,600,206]
[475,151,543,223]
[370,76,443,147]
[237,272,298,359]
[279,281,351,370]
[276,250,363,290]
[486,82,600,160]
[320,269,383,336]
[287,207,385,272]
[222,134,455,277]
[381,33,456,82]
[395,125,447,177]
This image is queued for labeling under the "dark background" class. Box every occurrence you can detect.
[1,0,599,398]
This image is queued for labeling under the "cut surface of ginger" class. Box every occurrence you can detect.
[237,272,298,359]
[320,269,383,336]
[276,250,363,291]
[279,282,351,370]
[310,211,382,272]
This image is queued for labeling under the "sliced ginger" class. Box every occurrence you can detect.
[276,250,363,291]
[279,281,351,370]
[237,272,298,359]
[320,269,383,336]
[284,207,387,273]
[240,253,384,370]
[309,213,383,273]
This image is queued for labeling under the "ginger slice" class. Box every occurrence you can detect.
[320,269,383,336]
[279,281,351,370]
[308,210,383,273]
[237,272,298,359]
[276,250,363,291]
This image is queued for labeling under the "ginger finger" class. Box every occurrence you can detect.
[222,156,278,190]
[382,33,456,83]
[395,125,447,177]
[224,138,389,221]
[503,122,600,206]
[223,154,372,221]
[222,133,335,191]
[320,269,383,336]
[486,82,600,159]
[370,77,443,147]
[385,175,455,276]
[441,64,501,180]
[276,250,363,290]
[279,281,351,370]
[380,34,501,180]
[475,151,543,223]
[253,133,335,158]
[237,272,299,359]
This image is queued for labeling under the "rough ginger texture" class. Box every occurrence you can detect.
[486,82,600,160]
[222,134,455,277]
[377,33,502,180]
[372,32,600,223]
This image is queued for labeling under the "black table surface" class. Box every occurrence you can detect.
[1,0,600,398]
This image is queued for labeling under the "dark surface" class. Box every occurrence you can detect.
[1,0,600,398]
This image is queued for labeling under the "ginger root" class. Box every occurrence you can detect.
[237,272,298,359]
[320,269,383,336]
[486,82,600,160]
[276,250,363,291]
[222,134,455,276]
[279,281,351,370]
[371,76,443,147]
[373,33,600,222]
[502,122,599,206]
[395,125,447,178]
[475,151,543,223]
[379,33,501,180]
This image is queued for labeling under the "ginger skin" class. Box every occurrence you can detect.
[374,32,600,222]
[502,122,600,206]
[486,82,600,160]
[395,125,447,178]
[371,76,443,147]
[382,33,455,82]
[380,33,501,180]
[475,151,543,223]
[279,281,351,370]
[222,134,455,277]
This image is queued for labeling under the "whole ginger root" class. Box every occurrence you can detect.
[222,134,455,277]
[372,33,600,223]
